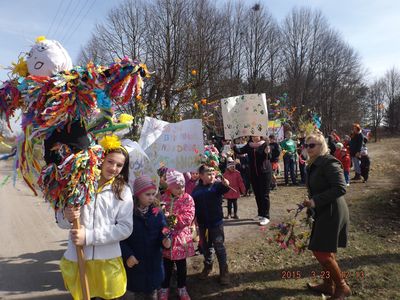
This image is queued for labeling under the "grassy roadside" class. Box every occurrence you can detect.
[187,138,400,300]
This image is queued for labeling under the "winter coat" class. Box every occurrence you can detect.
[269,142,281,163]
[233,142,272,178]
[336,150,351,172]
[223,169,246,199]
[192,181,230,228]
[161,192,195,260]
[57,184,133,261]
[306,155,349,252]
[120,206,166,293]
[349,132,363,157]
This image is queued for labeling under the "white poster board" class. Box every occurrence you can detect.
[138,117,204,172]
[121,139,159,193]
[221,93,269,140]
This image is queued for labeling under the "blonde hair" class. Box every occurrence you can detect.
[306,131,330,165]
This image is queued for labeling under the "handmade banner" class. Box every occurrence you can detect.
[121,139,159,192]
[268,120,284,142]
[221,93,269,140]
[138,117,204,172]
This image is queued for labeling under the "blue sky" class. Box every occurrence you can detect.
[0,0,399,83]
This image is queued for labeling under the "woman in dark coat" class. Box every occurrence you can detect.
[303,131,351,300]
[233,136,272,226]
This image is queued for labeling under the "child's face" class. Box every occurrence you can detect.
[190,172,199,181]
[170,184,185,197]
[101,152,126,181]
[137,188,157,207]
[228,165,235,172]
[160,174,167,187]
[200,171,215,185]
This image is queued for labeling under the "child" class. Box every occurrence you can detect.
[58,144,133,300]
[192,165,230,285]
[157,166,169,195]
[223,160,246,219]
[158,170,195,300]
[184,171,199,196]
[120,175,171,299]
[335,143,351,186]
[360,147,370,183]
[269,134,281,189]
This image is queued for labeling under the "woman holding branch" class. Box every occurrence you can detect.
[303,131,351,299]
[232,136,272,226]
[57,137,133,300]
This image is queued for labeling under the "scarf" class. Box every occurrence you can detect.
[249,140,265,148]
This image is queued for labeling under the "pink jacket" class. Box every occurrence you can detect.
[161,191,195,260]
[223,169,246,199]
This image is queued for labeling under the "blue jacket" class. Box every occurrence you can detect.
[120,206,167,293]
[192,181,230,228]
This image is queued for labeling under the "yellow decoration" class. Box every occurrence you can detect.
[35,36,46,43]
[191,69,197,75]
[118,113,134,124]
[194,103,199,110]
[11,57,28,77]
[201,98,207,105]
[99,134,121,152]
[136,95,142,101]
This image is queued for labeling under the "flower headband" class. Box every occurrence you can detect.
[99,134,128,154]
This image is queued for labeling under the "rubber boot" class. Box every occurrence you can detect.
[219,264,230,285]
[199,263,212,280]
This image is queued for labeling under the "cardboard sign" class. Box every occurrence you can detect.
[138,117,204,172]
[221,93,269,140]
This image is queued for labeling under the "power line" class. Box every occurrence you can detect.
[46,0,65,37]
[64,0,97,45]
[61,0,91,43]
[59,0,85,42]
[52,0,74,39]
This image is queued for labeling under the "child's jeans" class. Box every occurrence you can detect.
[162,258,187,288]
[227,199,238,215]
[344,171,350,184]
[198,224,227,269]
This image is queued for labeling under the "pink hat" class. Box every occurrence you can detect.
[166,169,185,188]
[134,175,157,197]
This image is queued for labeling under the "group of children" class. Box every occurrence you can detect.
[58,144,236,300]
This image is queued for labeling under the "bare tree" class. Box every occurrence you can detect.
[364,79,386,141]
[383,67,400,133]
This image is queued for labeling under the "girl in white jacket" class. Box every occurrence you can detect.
[57,142,133,300]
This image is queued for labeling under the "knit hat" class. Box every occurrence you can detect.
[134,175,157,197]
[227,161,236,168]
[336,142,344,149]
[360,147,368,156]
[166,169,185,188]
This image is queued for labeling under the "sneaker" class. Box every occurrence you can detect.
[254,215,262,221]
[177,287,191,300]
[233,214,239,219]
[346,183,350,186]
[259,217,270,226]
[158,288,169,300]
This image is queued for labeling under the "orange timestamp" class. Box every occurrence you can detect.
[280,270,365,280]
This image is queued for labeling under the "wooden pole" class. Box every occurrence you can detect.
[73,218,90,300]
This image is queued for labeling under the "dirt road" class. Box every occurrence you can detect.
[0,138,397,299]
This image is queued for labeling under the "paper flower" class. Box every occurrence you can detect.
[119,113,134,124]
[99,134,121,152]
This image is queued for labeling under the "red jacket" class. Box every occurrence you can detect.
[223,169,246,199]
[337,149,351,172]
